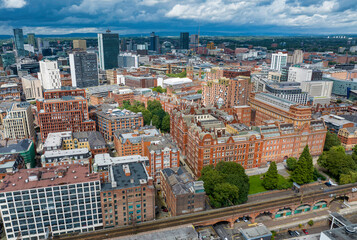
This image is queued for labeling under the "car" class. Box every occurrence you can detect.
[294,230,300,236]
[163,208,168,212]
[236,219,240,223]
[288,230,294,236]
[242,217,248,222]
[302,229,309,235]
[325,182,332,187]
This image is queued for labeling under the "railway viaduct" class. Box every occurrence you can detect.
[194,186,357,227]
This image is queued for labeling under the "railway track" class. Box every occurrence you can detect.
[59,184,356,240]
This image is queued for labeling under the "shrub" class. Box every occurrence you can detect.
[308,220,314,226]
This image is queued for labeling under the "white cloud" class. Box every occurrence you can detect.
[1,0,27,8]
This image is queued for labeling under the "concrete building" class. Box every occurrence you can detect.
[41,148,91,167]
[13,28,25,56]
[38,60,61,90]
[69,52,98,88]
[271,52,287,72]
[161,167,205,216]
[320,224,357,240]
[37,94,96,141]
[3,102,35,140]
[21,75,43,100]
[202,77,250,107]
[323,76,357,97]
[265,82,308,104]
[118,53,139,68]
[98,31,120,70]
[73,39,87,50]
[95,108,143,141]
[300,81,333,98]
[100,162,155,227]
[0,83,20,101]
[288,67,312,82]
[320,115,355,134]
[291,49,304,65]
[338,127,357,151]
[0,164,102,240]
[240,224,272,240]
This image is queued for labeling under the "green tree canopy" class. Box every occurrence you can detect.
[151,115,161,129]
[161,113,170,133]
[291,157,307,185]
[318,146,357,182]
[286,157,297,171]
[210,183,240,208]
[299,146,314,183]
[200,162,249,207]
[152,86,166,93]
[324,131,341,151]
[262,162,279,190]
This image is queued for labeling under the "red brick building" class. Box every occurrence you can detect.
[249,92,312,127]
[338,127,357,151]
[108,89,134,107]
[99,162,155,227]
[37,94,96,141]
[171,105,326,177]
[161,167,205,216]
[202,77,250,107]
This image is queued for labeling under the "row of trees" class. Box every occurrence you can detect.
[166,71,187,78]
[121,100,170,132]
[152,86,166,93]
[200,162,249,208]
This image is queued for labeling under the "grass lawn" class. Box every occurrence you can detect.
[249,175,267,195]
[249,174,292,195]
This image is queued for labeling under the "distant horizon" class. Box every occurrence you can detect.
[0,0,357,37]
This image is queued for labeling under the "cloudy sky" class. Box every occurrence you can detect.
[0,0,357,36]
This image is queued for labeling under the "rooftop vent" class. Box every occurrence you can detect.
[12,183,15,186]
[74,176,77,179]
[25,179,28,183]
[123,164,131,177]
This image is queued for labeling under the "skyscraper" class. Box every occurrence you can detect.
[149,32,160,53]
[13,28,25,56]
[97,30,119,70]
[38,60,61,90]
[27,33,36,48]
[271,52,288,72]
[179,32,189,49]
[69,52,99,88]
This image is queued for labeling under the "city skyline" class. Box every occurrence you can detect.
[0,0,356,36]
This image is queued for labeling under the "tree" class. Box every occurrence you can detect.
[291,157,307,185]
[161,114,170,132]
[151,115,160,129]
[324,131,341,151]
[210,183,240,208]
[262,162,279,190]
[286,157,297,171]
[200,166,223,196]
[299,146,314,183]
[318,146,357,181]
[141,109,152,125]
[197,90,202,94]
[122,100,131,109]
[152,86,166,93]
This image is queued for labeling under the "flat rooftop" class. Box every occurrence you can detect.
[322,224,357,240]
[0,164,99,192]
[43,148,89,158]
[94,153,148,167]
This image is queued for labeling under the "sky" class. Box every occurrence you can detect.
[0,0,357,36]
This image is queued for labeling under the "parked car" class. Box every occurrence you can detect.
[294,230,300,236]
[163,208,168,212]
[302,229,309,235]
[325,182,332,187]
[288,230,294,236]
[242,217,248,222]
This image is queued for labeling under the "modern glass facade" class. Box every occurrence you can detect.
[0,181,102,239]
[13,29,25,56]
[98,32,119,70]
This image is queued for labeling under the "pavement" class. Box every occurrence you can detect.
[245,163,286,176]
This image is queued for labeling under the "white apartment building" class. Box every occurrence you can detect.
[292,49,304,65]
[288,67,312,82]
[270,52,288,72]
[3,102,35,140]
[0,164,102,240]
[300,81,333,98]
[21,75,43,100]
[38,60,61,90]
